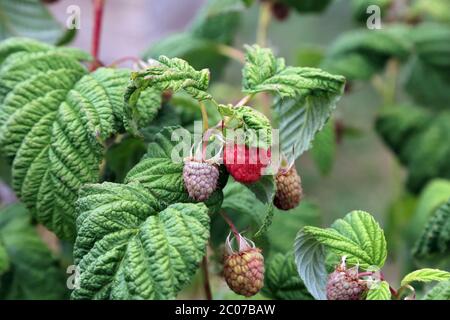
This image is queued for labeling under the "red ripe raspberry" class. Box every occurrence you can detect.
[326,263,367,300]
[223,233,264,297]
[223,144,271,184]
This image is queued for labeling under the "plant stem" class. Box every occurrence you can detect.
[201,255,213,300]
[200,102,209,161]
[200,102,209,132]
[90,0,105,71]
[256,1,272,47]
[235,94,253,107]
[221,211,240,241]
[215,44,246,64]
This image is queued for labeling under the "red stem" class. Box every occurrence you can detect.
[221,211,240,243]
[201,255,212,300]
[90,0,105,71]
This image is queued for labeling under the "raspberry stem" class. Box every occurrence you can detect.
[256,0,272,47]
[90,0,105,71]
[201,255,213,300]
[221,211,241,247]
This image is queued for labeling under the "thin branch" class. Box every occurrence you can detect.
[256,1,272,47]
[235,94,253,108]
[90,0,105,71]
[215,44,246,64]
[201,255,213,300]
[221,211,240,241]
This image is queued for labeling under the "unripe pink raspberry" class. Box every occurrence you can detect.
[223,233,264,297]
[183,158,219,201]
[326,261,367,300]
[274,166,303,210]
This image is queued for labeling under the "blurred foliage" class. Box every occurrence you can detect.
[376,105,450,193]
[279,0,333,14]
[0,204,67,299]
[413,198,450,262]
[0,0,64,43]
[143,0,244,78]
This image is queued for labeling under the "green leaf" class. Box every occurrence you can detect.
[279,0,332,13]
[73,183,210,299]
[274,89,343,162]
[242,45,344,161]
[294,229,328,300]
[376,105,450,193]
[0,0,64,43]
[401,269,450,287]
[294,211,387,299]
[413,199,450,259]
[246,175,276,237]
[0,38,160,239]
[262,252,313,300]
[142,0,243,78]
[366,281,391,300]
[221,178,266,226]
[423,280,450,300]
[404,23,450,110]
[0,204,67,299]
[124,126,225,213]
[222,105,272,149]
[243,45,345,98]
[125,56,211,135]
[310,119,336,175]
[322,26,411,80]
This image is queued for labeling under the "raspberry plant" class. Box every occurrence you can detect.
[0,0,449,300]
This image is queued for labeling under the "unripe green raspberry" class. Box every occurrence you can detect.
[223,233,264,297]
[274,166,303,210]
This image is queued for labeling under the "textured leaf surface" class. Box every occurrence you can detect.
[366,281,391,300]
[125,126,225,213]
[423,280,450,300]
[73,185,210,300]
[0,204,67,299]
[0,0,63,43]
[294,229,328,300]
[125,56,211,134]
[401,269,450,287]
[413,199,450,259]
[294,210,386,299]
[0,39,159,239]
[243,45,345,98]
[242,45,344,161]
[262,252,313,300]
[376,105,450,193]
